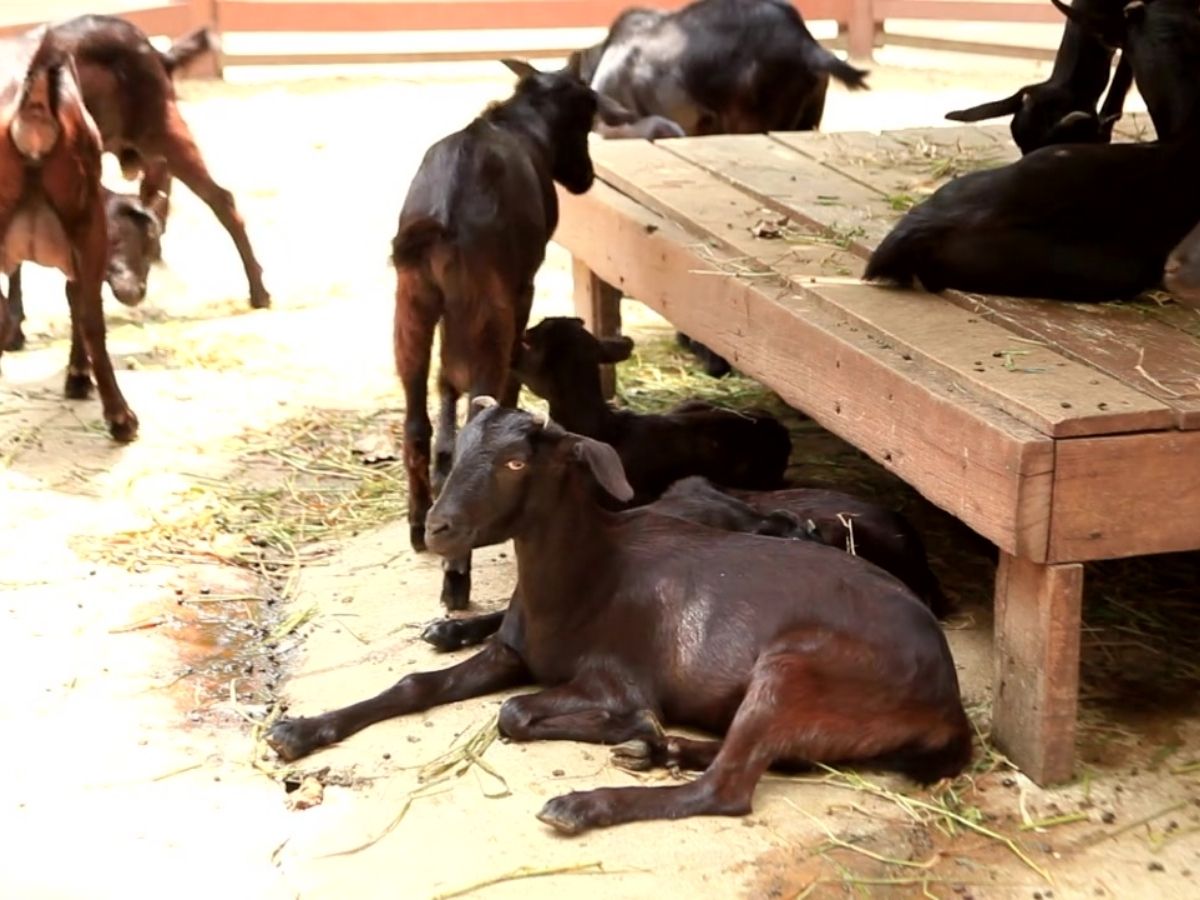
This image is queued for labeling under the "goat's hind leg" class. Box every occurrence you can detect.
[432,374,459,497]
[395,270,439,553]
[4,266,25,352]
[538,633,971,834]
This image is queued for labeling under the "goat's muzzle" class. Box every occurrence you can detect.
[423,511,473,558]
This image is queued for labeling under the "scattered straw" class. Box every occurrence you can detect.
[836,513,858,556]
[417,714,510,799]
[431,862,607,900]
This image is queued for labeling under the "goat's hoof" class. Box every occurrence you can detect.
[64,371,93,399]
[410,524,428,553]
[611,740,654,772]
[421,618,471,652]
[536,793,600,835]
[4,327,25,352]
[265,717,333,762]
[107,410,139,443]
[249,289,272,310]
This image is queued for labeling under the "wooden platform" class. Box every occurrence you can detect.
[553,115,1200,785]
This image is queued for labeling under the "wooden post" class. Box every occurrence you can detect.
[845,0,879,62]
[572,257,623,399]
[992,552,1084,785]
[183,0,223,79]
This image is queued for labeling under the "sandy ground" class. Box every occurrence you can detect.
[1,53,1196,900]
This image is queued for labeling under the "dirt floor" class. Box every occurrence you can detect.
[1,52,1198,900]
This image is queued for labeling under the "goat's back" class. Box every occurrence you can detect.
[396,120,555,292]
[45,16,174,146]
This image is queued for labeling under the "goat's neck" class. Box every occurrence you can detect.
[512,476,617,621]
[543,379,614,439]
[486,105,553,169]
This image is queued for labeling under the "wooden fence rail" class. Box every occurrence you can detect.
[0,0,1067,70]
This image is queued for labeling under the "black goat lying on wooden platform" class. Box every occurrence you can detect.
[392,63,604,613]
[266,402,972,834]
[866,0,1200,301]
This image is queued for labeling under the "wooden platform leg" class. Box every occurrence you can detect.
[572,257,622,399]
[992,552,1084,785]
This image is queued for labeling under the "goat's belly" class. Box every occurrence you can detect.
[1,201,74,278]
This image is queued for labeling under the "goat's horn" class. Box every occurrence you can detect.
[471,395,498,411]
[1123,0,1144,13]
[1058,110,1094,126]
[529,410,549,428]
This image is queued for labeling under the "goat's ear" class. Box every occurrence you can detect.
[945,92,1022,122]
[500,58,539,79]
[597,335,634,363]
[572,437,634,502]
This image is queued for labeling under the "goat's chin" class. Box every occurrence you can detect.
[426,532,477,559]
[1165,273,1200,308]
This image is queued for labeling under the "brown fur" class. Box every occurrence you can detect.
[0,28,136,441]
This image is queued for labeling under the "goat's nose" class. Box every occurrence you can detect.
[425,515,452,538]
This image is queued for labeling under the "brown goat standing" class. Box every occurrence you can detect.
[1,28,137,441]
[267,403,971,834]
[47,16,268,309]
[392,60,601,611]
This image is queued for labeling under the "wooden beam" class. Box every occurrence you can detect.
[992,553,1084,785]
[1050,429,1200,561]
[215,0,848,34]
[572,258,623,399]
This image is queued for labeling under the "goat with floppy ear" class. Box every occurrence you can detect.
[266,405,970,835]
[391,62,605,612]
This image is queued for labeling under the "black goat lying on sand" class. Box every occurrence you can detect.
[392,62,608,613]
[945,0,1129,153]
[866,0,1200,301]
[512,317,791,502]
[267,402,972,834]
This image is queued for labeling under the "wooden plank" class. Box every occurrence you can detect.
[947,292,1200,429]
[589,139,864,277]
[572,258,623,399]
[555,182,1055,559]
[592,140,1174,438]
[1111,111,1157,143]
[993,553,1084,786]
[1049,429,1200,561]
[876,0,1068,23]
[772,131,1200,428]
[807,283,1174,437]
[663,134,898,256]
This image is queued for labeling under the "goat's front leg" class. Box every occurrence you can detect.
[266,639,530,762]
[498,675,662,746]
[422,608,506,652]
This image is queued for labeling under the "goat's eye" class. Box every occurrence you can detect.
[504,459,526,471]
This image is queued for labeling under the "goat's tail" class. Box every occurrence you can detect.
[157,27,215,75]
[392,217,451,267]
[804,44,869,91]
[863,221,926,288]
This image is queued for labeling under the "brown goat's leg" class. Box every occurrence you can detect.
[265,639,530,762]
[421,609,505,652]
[156,106,269,308]
[4,266,25,351]
[138,158,172,255]
[498,679,662,745]
[395,272,439,553]
[432,374,459,497]
[66,214,139,442]
[64,311,93,399]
